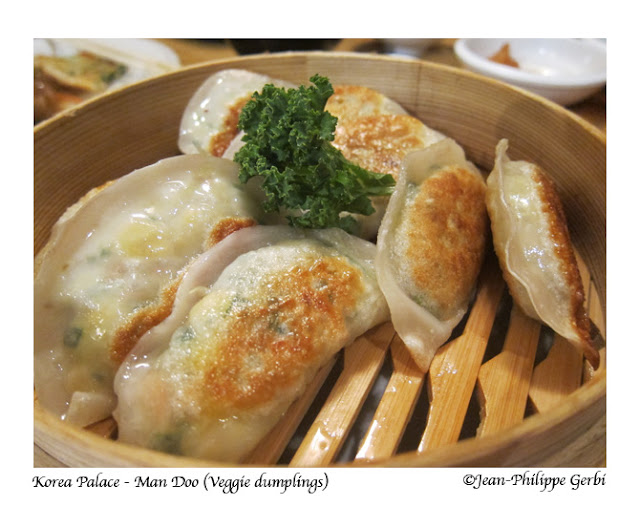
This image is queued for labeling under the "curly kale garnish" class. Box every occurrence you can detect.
[233,74,395,233]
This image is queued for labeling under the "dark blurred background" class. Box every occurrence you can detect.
[227,39,342,54]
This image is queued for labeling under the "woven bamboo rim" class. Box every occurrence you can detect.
[34,52,606,467]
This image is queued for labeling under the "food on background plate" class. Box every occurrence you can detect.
[34,155,263,426]
[114,225,389,462]
[34,52,126,123]
[35,52,126,93]
[489,43,519,68]
[376,138,488,371]
[485,139,600,368]
[34,39,179,124]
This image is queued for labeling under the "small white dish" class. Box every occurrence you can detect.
[453,38,606,106]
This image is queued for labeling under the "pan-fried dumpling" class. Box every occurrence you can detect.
[332,113,445,181]
[331,113,446,239]
[178,69,294,156]
[485,139,599,368]
[34,154,263,426]
[114,225,389,462]
[325,84,407,119]
[327,85,445,239]
[376,138,488,371]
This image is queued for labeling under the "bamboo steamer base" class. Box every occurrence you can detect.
[34,52,606,467]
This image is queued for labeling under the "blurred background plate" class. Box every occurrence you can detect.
[34,38,180,123]
[454,38,606,106]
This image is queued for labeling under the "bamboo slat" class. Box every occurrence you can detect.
[418,259,504,452]
[244,359,337,465]
[289,322,395,466]
[585,281,606,382]
[476,306,541,437]
[582,236,606,379]
[528,251,597,413]
[354,335,425,461]
[588,280,605,339]
[529,337,583,413]
[85,418,117,439]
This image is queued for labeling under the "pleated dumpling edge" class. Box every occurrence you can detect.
[485,138,600,368]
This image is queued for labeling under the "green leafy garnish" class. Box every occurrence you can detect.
[234,74,395,233]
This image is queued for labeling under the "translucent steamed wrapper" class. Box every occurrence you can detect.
[178,68,294,157]
[34,154,263,427]
[376,138,489,372]
[486,139,600,368]
[113,225,389,463]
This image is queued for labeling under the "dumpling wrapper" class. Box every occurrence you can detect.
[486,139,599,368]
[325,84,407,119]
[34,154,262,426]
[376,138,488,372]
[178,68,294,156]
[113,225,389,462]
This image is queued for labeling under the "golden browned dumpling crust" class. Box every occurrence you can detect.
[208,97,250,156]
[110,216,258,364]
[206,217,257,248]
[532,168,600,368]
[35,52,126,92]
[405,166,488,319]
[110,276,182,363]
[332,114,437,179]
[192,256,363,415]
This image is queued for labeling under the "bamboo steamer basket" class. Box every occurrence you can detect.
[34,52,606,467]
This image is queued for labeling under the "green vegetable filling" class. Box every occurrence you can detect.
[150,430,183,455]
[234,74,395,233]
[63,326,83,348]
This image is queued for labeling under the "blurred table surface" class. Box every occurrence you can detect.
[157,38,606,133]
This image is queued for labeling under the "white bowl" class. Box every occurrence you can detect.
[453,38,606,106]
